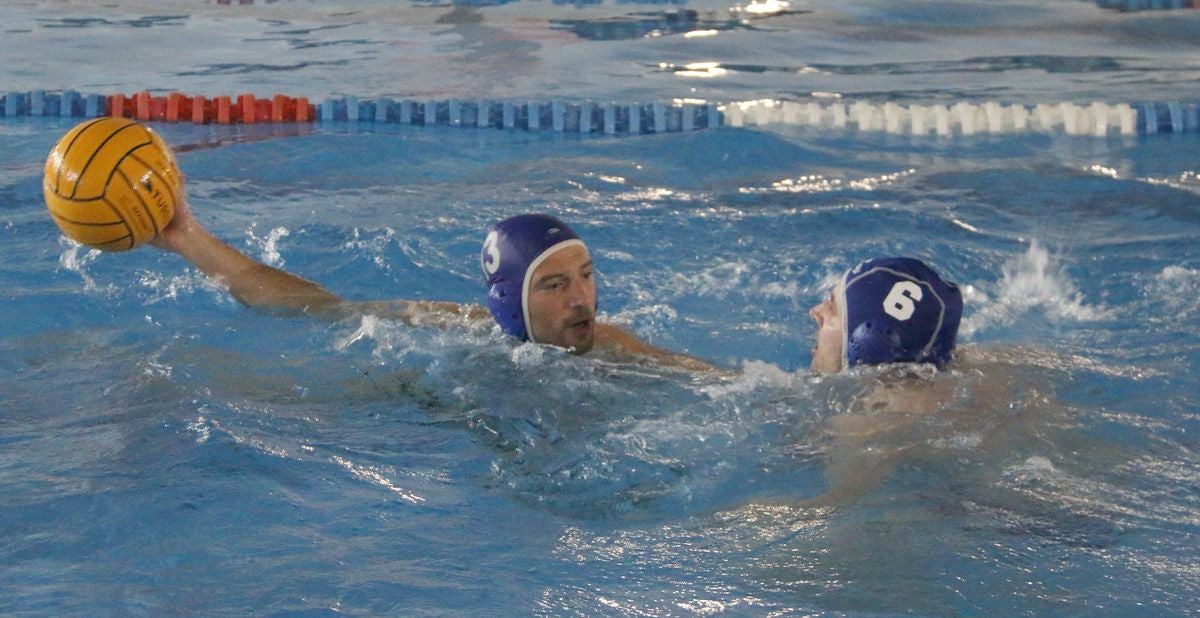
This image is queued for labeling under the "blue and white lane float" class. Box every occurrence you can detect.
[1096,0,1196,11]
[1,89,1197,137]
[0,90,720,135]
[723,98,1200,136]
[319,96,722,135]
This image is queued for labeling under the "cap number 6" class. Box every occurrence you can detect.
[883,281,923,321]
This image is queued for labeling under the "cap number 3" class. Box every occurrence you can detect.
[482,231,500,277]
[883,281,923,321]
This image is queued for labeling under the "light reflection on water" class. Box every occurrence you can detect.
[4,114,1199,614]
[3,0,1200,613]
[4,1,1200,103]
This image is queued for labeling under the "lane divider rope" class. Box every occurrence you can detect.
[2,90,1197,136]
[0,90,719,135]
[1096,0,1197,11]
[724,99,1198,136]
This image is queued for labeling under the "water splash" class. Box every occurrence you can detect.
[334,314,416,362]
[137,269,212,304]
[996,241,1103,319]
[56,238,113,295]
[760,279,802,300]
[665,258,752,299]
[343,226,399,270]
[700,359,799,399]
[246,225,290,267]
[962,240,1110,338]
[1008,455,1059,484]
[1149,265,1200,318]
[606,303,679,342]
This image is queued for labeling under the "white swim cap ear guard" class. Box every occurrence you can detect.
[841,257,963,369]
[480,214,583,342]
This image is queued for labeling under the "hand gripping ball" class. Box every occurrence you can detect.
[43,117,182,251]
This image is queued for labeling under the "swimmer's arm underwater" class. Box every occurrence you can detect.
[344,302,719,372]
[341,302,718,371]
[593,323,721,373]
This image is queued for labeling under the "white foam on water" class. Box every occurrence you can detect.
[928,432,983,451]
[962,240,1111,337]
[55,239,125,297]
[246,225,290,268]
[1008,454,1060,482]
[699,359,800,399]
[343,226,399,270]
[759,279,802,300]
[596,249,635,263]
[1149,265,1200,317]
[510,340,551,370]
[137,269,216,305]
[665,258,753,299]
[57,240,97,282]
[996,241,1108,321]
[334,313,417,362]
[605,303,681,342]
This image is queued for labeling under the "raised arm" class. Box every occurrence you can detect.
[152,194,490,328]
[151,196,344,315]
[153,197,718,371]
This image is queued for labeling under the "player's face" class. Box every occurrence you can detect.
[527,244,597,354]
[810,291,844,374]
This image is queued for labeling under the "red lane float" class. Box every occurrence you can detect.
[2,89,723,135]
[103,91,315,124]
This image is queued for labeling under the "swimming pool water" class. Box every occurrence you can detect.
[3,1,1200,615]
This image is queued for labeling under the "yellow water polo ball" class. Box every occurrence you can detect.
[43,117,182,251]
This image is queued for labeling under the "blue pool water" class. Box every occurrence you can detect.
[3,1,1200,615]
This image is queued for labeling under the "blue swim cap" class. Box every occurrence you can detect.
[838,257,962,369]
[481,214,585,342]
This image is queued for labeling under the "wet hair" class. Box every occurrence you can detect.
[837,256,963,369]
[480,214,584,342]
